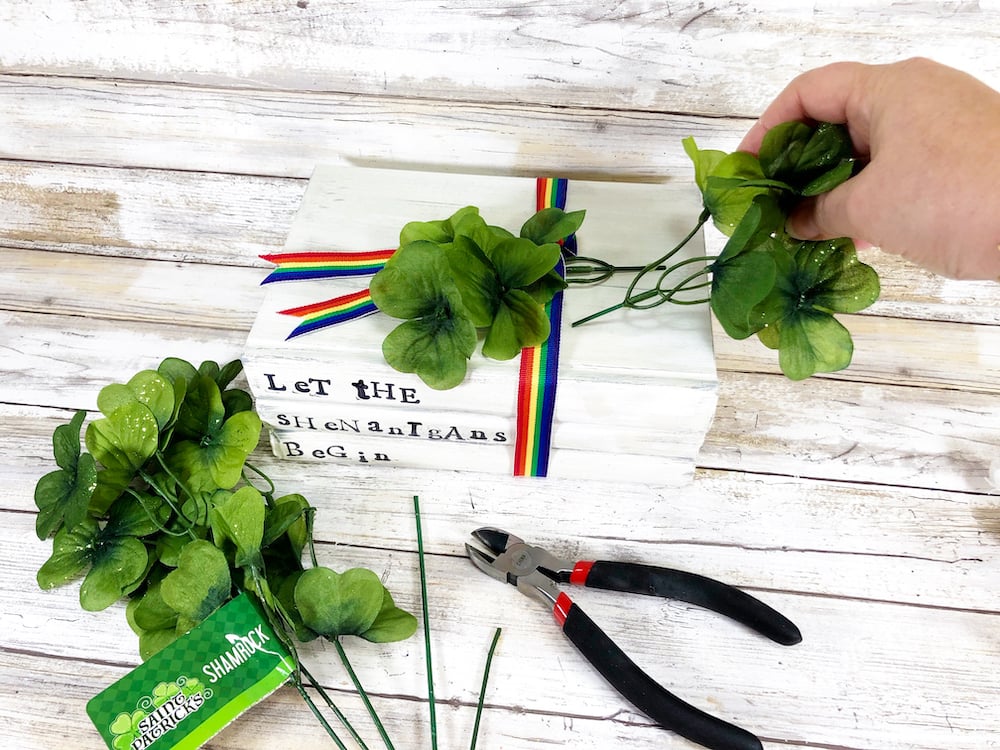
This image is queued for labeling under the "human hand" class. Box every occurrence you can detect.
[739,58,1000,281]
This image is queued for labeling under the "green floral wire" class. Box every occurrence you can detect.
[300,662,370,750]
[242,460,276,503]
[252,541,370,749]
[624,256,715,309]
[293,677,350,750]
[469,627,502,750]
[572,208,712,326]
[124,486,192,539]
[413,495,439,750]
[333,638,395,750]
[151,452,205,527]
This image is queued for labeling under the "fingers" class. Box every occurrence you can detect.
[739,61,873,154]
[785,175,866,245]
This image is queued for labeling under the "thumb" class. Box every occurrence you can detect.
[785,178,865,242]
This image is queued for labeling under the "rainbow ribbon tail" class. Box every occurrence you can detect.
[278,289,380,339]
[261,249,397,338]
[259,249,396,284]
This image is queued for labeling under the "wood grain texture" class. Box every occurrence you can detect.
[2,2,999,748]
[4,508,998,750]
[2,2,1000,115]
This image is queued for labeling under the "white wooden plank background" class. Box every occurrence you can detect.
[1,2,999,749]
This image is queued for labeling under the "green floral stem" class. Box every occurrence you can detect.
[150,453,202,526]
[623,253,713,309]
[304,507,319,568]
[571,300,626,327]
[469,628,502,750]
[137,467,199,537]
[247,572,363,750]
[624,256,715,310]
[332,637,396,750]
[572,208,710,326]
[299,663,370,750]
[243,460,276,503]
[572,257,714,326]
[125,487,193,538]
[413,494,438,750]
[292,673,350,750]
[255,572,369,750]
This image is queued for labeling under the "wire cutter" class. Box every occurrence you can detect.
[466,527,802,750]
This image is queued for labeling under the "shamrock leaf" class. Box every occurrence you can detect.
[293,566,385,639]
[381,315,477,390]
[89,466,135,517]
[215,359,245,390]
[172,374,226,442]
[85,402,159,475]
[160,539,232,625]
[519,207,585,246]
[156,528,200,568]
[753,237,880,379]
[446,234,502,327]
[684,137,780,235]
[709,200,778,340]
[126,590,182,660]
[97,370,175,431]
[758,121,855,195]
[372,240,477,389]
[105,489,169,538]
[488,237,562,291]
[683,136,727,194]
[792,236,882,314]
[211,485,266,570]
[521,269,568,306]
[80,493,166,611]
[275,571,318,643]
[37,516,101,590]
[359,587,418,643]
[78,535,149,611]
[34,410,98,539]
[157,356,199,387]
[128,581,179,634]
[765,307,855,380]
[399,205,482,246]
[37,499,153,612]
[371,240,466,319]
[222,387,254,419]
[166,409,262,492]
[262,494,311,561]
[701,152,778,235]
[482,289,551,360]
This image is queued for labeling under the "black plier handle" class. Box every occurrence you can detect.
[555,594,764,750]
[466,528,801,750]
[566,560,801,646]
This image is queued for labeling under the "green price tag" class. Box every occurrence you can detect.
[87,593,294,750]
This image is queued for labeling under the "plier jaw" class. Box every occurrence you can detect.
[466,526,803,750]
[465,527,567,608]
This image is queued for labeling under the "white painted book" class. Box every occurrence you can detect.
[243,165,718,484]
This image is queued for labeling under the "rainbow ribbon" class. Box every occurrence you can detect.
[260,249,397,282]
[513,177,574,477]
[260,249,396,338]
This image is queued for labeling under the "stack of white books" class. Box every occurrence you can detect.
[242,165,718,485]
